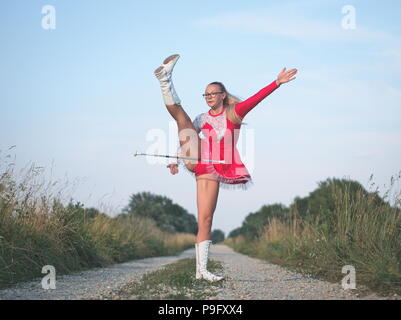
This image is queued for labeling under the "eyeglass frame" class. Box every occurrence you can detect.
[202,92,224,98]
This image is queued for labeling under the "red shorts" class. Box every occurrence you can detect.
[190,163,215,177]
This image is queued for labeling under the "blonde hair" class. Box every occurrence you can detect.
[208,81,245,125]
[208,81,241,106]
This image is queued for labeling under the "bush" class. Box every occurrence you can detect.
[0,157,195,289]
[226,174,401,295]
[122,191,197,234]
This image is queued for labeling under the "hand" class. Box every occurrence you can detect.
[167,163,179,175]
[276,67,297,85]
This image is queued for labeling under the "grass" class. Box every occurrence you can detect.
[114,258,224,300]
[225,176,401,296]
[0,153,196,289]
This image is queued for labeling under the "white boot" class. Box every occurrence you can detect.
[195,243,201,280]
[154,54,181,106]
[196,240,224,282]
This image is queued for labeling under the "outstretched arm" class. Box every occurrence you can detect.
[234,67,297,119]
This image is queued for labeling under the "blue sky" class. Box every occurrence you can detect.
[1,0,400,235]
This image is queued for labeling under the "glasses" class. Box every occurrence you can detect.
[202,92,223,98]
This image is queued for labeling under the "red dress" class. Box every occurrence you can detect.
[185,80,280,190]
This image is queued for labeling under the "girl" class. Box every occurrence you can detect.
[154,54,297,282]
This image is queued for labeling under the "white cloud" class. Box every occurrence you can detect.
[195,10,399,44]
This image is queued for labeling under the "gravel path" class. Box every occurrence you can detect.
[209,244,394,300]
[0,249,194,300]
[0,244,397,300]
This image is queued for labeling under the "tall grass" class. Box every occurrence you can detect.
[225,176,401,295]
[0,153,195,289]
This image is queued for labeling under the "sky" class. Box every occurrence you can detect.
[1,0,400,235]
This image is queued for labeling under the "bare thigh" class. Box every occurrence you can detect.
[196,174,220,242]
[165,104,200,171]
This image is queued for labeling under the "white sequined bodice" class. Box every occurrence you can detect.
[193,111,227,141]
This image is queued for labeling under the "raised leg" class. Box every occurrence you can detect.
[154,54,200,170]
[166,105,201,171]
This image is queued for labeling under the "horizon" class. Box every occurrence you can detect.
[1,0,400,235]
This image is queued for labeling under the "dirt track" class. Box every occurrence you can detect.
[0,244,395,300]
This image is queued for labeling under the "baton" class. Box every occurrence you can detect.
[133,151,225,164]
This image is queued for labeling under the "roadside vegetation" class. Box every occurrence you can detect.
[225,175,401,295]
[0,154,196,288]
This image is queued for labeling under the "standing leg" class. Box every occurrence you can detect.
[195,174,224,282]
[196,175,220,242]
[154,54,200,170]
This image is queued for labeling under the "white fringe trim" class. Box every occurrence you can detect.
[179,162,253,191]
